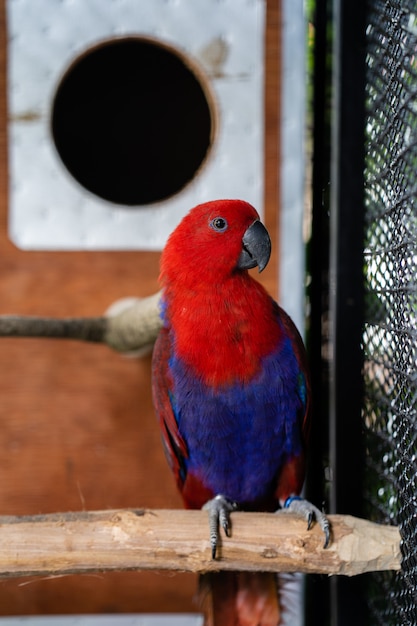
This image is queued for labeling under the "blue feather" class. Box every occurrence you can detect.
[168,336,305,507]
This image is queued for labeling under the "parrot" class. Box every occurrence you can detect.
[151,199,329,625]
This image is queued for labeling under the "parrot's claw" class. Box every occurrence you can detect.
[279,496,331,548]
[202,494,238,559]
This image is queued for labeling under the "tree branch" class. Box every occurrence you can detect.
[0,509,400,579]
[0,292,162,353]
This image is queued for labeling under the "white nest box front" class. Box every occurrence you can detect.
[7,0,265,250]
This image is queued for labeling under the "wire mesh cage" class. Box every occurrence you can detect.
[363,0,417,623]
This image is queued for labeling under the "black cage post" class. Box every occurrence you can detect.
[304,0,332,622]
[329,0,367,623]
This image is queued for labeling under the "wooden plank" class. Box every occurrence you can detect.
[0,510,401,578]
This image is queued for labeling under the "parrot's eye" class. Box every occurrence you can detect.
[209,217,228,232]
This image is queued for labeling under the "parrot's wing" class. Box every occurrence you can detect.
[271,300,312,503]
[152,328,188,487]
[273,300,312,444]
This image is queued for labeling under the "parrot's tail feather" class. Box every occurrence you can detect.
[198,571,281,626]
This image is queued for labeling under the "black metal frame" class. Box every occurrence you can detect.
[305,0,332,622]
[307,0,367,623]
[329,0,367,623]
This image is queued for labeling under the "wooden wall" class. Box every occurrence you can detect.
[0,0,281,616]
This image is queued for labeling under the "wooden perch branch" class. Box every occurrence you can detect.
[0,292,162,353]
[0,509,400,579]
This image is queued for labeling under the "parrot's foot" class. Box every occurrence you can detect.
[202,494,238,559]
[279,496,331,548]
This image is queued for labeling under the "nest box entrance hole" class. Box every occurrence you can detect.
[51,37,216,206]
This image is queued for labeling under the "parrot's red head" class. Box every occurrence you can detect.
[160,199,271,290]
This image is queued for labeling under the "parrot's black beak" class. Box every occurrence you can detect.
[237,220,271,273]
